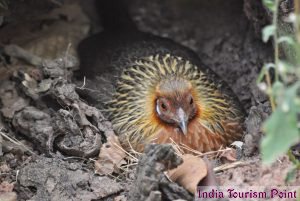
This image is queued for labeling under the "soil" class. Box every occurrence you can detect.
[0,0,299,201]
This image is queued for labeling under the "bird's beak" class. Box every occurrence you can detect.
[177,108,188,135]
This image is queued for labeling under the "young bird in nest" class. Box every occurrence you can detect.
[77,0,245,153]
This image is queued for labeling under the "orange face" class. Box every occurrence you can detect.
[154,78,199,135]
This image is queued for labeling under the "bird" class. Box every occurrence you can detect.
[77,0,245,153]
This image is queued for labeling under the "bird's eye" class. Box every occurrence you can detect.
[190,97,193,105]
[161,102,167,110]
[156,98,169,113]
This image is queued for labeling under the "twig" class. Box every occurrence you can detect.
[273,0,280,82]
[3,44,43,66]
[79,76,86,89]
[126,137,143,157]
[0,128,36,155]
[113,141,139,162]
[172,140,233,158]
[265,69,276,111]
[169,138,184,156]
[213,159,259,173]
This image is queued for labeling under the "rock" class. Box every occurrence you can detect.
[0,192,17,201]
[18,157,123,201]
[129,144,193,201]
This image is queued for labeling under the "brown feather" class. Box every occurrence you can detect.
[106,54,245,153]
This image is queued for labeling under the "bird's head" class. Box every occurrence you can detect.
[154,77,199,135]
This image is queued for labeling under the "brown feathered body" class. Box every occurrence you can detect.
[77,1,245,153]
[105,54,244,152]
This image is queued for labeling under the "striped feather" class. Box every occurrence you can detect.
[105,54,244,152]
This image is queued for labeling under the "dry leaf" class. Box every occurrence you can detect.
[22,73,38,89]
[231,141,243,149]
[114,195,127,201]
[220,148,237,162]
[167,154,207,194]
[94,134,126,175]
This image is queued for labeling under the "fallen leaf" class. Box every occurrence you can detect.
[22,73,38,89]
[95,134,126,175]
[167,154,207,194]
[231,141,243,149]
[220,148,237,162]
[114,195,127,201]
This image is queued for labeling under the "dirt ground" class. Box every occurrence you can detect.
[0,0,299,200]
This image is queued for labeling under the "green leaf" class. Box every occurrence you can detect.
[277,36,295,45]
[278,61,295,74]
[261,108,298,164]
[280,83,300,113]
[272,81,284,99]
[261,83,300,164]
[262,25,275,43]
[262,0,275,12]
[256,66,267,84]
